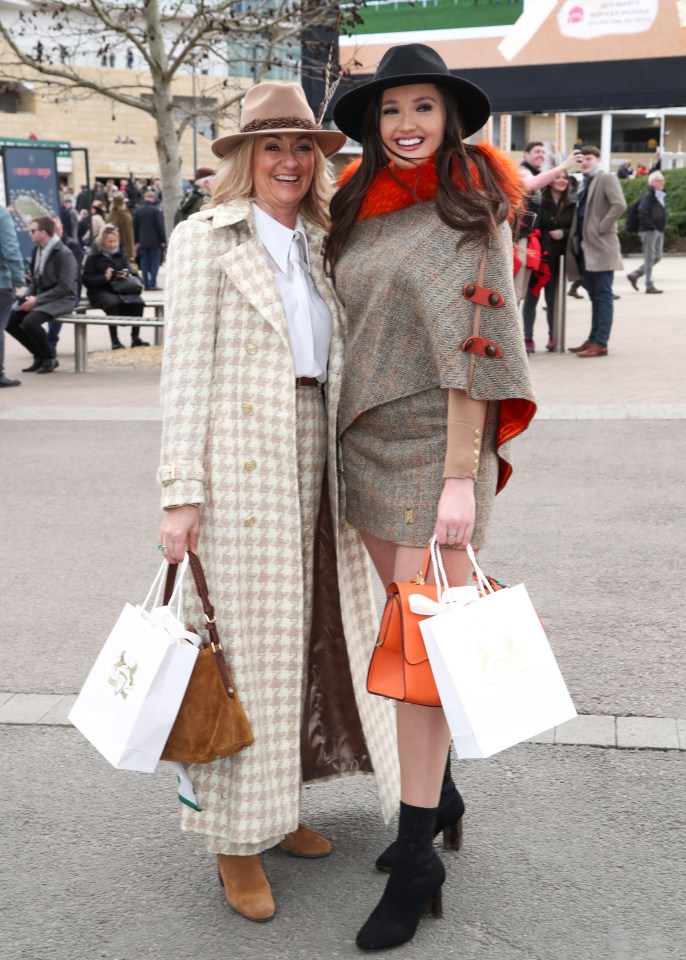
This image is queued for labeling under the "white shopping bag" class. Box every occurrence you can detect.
[421,543,576,759]
[69,555,199,773]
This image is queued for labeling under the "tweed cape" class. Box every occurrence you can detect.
[333,158,536,545]
[159,200,400,853]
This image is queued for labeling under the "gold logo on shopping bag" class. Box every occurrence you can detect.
[478,633,526,685]
[107,651,138,699]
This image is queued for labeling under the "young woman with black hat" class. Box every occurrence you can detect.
[327,43,537,950]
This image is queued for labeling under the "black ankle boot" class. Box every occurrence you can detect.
[357,802,445,951]
[22,356,43,373]
[375,754,465,873]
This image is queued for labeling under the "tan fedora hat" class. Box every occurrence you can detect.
[211,81,347,159]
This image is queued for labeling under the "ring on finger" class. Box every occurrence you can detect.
[448,531,458,539]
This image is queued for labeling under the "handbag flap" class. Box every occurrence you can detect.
[392,581,439,665]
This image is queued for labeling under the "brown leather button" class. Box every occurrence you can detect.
[488,293,500,306]
[485,344,498,358]
[463,338,474,350]
[465,283,476,297]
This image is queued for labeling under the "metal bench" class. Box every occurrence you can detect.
[56,315,164,373]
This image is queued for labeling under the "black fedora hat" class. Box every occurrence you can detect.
[333,43,491,143]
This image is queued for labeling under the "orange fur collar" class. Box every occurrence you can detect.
[338,144,522,223]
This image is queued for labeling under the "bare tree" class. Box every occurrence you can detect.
[0,0,365,233]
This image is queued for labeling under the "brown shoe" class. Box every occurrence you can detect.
[577,343,608,357]
[217,854,275,922]
[568,340,590,353]
[627,274,639,291]
[279,824,332,858]
[646,287,663,294]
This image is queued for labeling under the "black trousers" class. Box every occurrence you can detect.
[106,301,145,344]
[6,309,53,360]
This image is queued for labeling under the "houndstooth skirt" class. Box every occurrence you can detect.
[340,388,499,550]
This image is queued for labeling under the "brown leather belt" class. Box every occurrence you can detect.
[295,377,320,388]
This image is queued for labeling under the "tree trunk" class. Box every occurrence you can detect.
[144,0,182,239]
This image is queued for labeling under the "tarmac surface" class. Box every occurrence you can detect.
[1,258,684,960]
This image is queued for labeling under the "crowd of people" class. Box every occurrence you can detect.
[516,141,669,357]
[0,174,178,380]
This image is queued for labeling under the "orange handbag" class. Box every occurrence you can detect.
[367,544,444,707]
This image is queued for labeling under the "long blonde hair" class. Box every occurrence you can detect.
[207,136,334,232]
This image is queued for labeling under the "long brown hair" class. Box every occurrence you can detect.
[325,85,522,274]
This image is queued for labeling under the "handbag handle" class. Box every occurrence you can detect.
[143,553,189,617]
[421,537,495,601]
[163,551,238,698]
[466,544,495,597]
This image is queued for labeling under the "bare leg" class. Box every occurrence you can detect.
[394,545,472,806]
[361,537,473,807]
[360,530,396,587]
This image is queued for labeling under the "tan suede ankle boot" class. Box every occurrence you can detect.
[216,854,275,922]
[278,824,332,858]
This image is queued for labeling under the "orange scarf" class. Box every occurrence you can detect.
[337,143,523,224]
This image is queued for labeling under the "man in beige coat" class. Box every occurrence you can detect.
[567,145,626,357]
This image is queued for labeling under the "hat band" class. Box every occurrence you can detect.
[241,116,319,133]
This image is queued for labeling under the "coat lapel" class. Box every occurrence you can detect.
[218,237,289,346]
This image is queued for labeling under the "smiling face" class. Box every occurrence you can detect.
[251,132,316,227]
[551,170,570,194]
[379,83,447,169]
[523,144,546,170]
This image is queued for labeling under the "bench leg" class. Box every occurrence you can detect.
[154,325,164,346]
[74,323,87,373]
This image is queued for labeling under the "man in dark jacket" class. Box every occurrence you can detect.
[133,190,166,290]
[627,171,667,294]
[75,184,92,212]
[48,216,83,352]
[6,216,78,373]
[59,196,78,239]
[173,167,214,226]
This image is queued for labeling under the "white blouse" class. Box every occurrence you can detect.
[252,202,332,382]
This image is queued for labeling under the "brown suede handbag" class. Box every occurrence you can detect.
[160,551,254,764]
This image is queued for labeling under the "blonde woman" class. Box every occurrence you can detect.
[158,82,400,923]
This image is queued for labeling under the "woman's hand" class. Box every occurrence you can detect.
[159,505,200,564]
[549,229,563,241]
[104,266,114,281]
[434,478,476,550]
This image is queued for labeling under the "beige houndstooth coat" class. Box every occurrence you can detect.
[158,200,400,853]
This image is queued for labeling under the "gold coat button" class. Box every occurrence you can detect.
[244,459,257,472]
[244,516,256,527]
[241,402,253,414]
[246,343,258,355]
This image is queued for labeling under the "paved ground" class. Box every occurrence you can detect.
[1,258,684,960]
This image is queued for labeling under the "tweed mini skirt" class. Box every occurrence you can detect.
[340,388,499,550]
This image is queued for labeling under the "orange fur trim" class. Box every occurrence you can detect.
[337,145,523,224]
